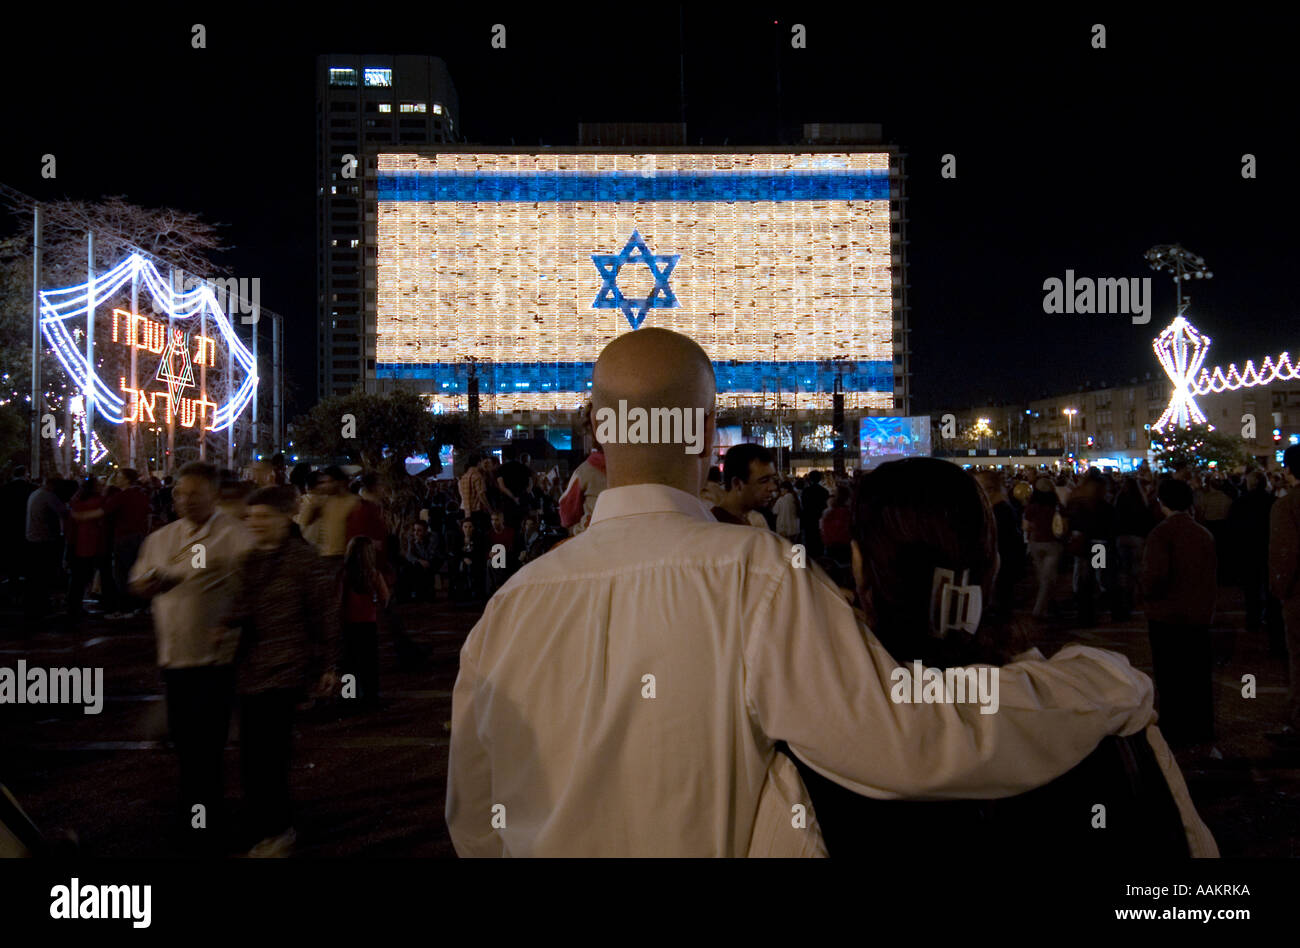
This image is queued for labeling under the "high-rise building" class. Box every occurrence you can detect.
[316,54,459,400]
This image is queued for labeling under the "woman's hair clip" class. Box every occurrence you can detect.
[930,567,982,637]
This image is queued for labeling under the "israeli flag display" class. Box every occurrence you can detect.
[376,151,897,413]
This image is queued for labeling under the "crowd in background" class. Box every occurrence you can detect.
[5,432,1299,857]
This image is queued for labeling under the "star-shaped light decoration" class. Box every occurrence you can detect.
[591,230,680,329]
[156,326,196,408]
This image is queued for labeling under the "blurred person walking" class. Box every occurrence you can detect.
[225,486,340,855]
[129,462,252,853]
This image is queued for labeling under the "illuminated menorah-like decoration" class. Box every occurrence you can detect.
[1152,315,1211,431]
[1152,314,1300,431]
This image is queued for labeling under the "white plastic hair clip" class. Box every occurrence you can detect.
[930,567,982,636]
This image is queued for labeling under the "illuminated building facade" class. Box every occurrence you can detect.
[363,145,909,444]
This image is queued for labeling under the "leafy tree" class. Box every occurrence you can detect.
[1152,423,1248,472]
[291,388,436,474]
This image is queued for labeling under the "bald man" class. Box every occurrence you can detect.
[447,328,1155,857]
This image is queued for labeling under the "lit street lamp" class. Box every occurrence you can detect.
[1063,408,1078,469]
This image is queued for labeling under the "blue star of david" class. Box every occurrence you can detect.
[591,230,680,329]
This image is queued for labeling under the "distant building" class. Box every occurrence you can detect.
[316,54,459,400]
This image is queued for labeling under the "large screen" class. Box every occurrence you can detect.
[375,152,896,413]
[859,416,932,469]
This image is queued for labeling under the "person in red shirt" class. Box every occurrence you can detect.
[819,484,853,561]
[65,477,109,621]
[104,468,152,617]
[341,535,389,708]
[487,510,518,592]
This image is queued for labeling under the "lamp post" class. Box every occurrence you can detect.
[1064,408,1078,470]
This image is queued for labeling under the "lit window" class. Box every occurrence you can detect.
[351,239,360,248]
[401,102,427,113]
[329,67,358,87]
[378,103,392,113]
[330,185,337,194]
[331,240,338,247]
[364,67,392,87]
[432,103,443,115]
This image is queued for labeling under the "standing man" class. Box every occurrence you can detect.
[975,470,1026,621]
[1268,445,1300,746]
[1141,478,1218,756]
[104,468,151,619]
[447,327,1155,857]
[2,466,36,596]
[772,482,800,542]
[24,474,67,623]
[295,466,359,565]
[459,453,496,536]
[129,462,251,853]
[799,470,830,557]
[712,443,778,527]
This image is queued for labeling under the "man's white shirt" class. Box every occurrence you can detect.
[130,510,252,668]
[446,483,1155,857]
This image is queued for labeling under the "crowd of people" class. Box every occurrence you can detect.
[6,328,1300,858]
[2,449,576,858]
[444,326,1300,858]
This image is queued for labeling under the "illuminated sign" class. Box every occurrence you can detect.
[376,151,896,412]
[39,253,257,432]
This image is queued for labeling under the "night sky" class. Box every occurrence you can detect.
[3,8,1297,418]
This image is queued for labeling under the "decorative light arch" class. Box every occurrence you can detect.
[39,253,257,432]
[1152,314,1299,431]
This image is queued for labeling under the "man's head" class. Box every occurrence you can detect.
[1285,445,1300,486]
[12,465,26,481]
[721,443,778,513]
[974,469,1007,503]
[807,470,823,486]
[461,518,476,538]
[249,460,276,487]
[115,468,139,489]
[1157,478,1194,517]
[174,462,219,524]
[412,520,429,540]
[590,327,716,493]
[490,511,506,532]
[244,485,298,549]
[317,466,346,495]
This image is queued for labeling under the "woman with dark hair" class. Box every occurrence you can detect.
[783,457,1217,858]
[1023,476,1065,619]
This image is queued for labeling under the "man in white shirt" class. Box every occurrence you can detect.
[130,461,252,852]
[446,328,1155,857]
[773,482,800,541]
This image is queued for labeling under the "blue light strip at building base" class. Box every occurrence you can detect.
[377,170,891,203]
[374,360,894,394]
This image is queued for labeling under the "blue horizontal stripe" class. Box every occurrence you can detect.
[376,170,890,202]
[374,360,894,393]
